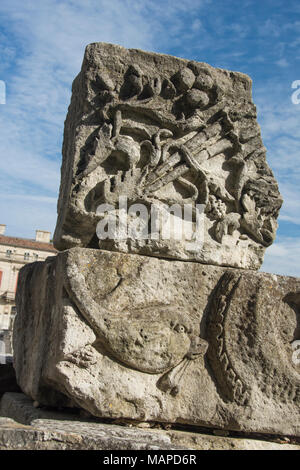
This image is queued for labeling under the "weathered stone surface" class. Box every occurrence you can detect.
[11,44,297,444]
[53,42,282,270]
[0,391,78,426]
[14,249,300,437]
[1,393,299,450]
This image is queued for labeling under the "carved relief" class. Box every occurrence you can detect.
[14,246,300,435]
[207,272,249,405]
[255,290,300,403]
[208,272,300,406]
[62,249,208,395]
[12,45,300,437]
[54,44,282,269]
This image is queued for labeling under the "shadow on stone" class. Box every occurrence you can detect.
[0,365,21,398]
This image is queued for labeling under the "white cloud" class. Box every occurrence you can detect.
[191,19,203,32]
[253,81,300,227]
[1,193,57,239]
[278,181,300,225]
[275,58,289,68]
[261,237,300,277]
[258,19,281,38]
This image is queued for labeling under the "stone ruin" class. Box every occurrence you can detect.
[13,43,300,437]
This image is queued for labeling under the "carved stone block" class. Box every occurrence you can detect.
[13,44,297,438]
[53,43,282,269]
[14,249,300,436]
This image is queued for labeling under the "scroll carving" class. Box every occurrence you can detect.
[54,44,282,270]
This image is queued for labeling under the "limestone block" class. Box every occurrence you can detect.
[13,249,300,436]
[53,43,282,269]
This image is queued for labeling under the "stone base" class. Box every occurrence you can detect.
[14,248,300,437]
[1,393,299,450]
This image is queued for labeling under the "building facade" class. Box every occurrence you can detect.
[0,225,56,361]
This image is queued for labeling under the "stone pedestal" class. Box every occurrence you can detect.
[1,393,299,450]
[13,249,300,437]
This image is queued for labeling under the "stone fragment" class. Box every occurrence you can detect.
[53,42,282,270]
[13,249,300,437]
[12,44,297,444]
[94,70,115,91]
[171,67,195,92]
[186,89,210,108]
[193,74,214,91]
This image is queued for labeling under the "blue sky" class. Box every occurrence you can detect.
[0,0,299,276]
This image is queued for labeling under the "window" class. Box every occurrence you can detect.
[24,252,30,260]
[33,254,39,261]
[6,250,12,258]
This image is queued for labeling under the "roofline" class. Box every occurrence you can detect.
[0,235,57,253]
